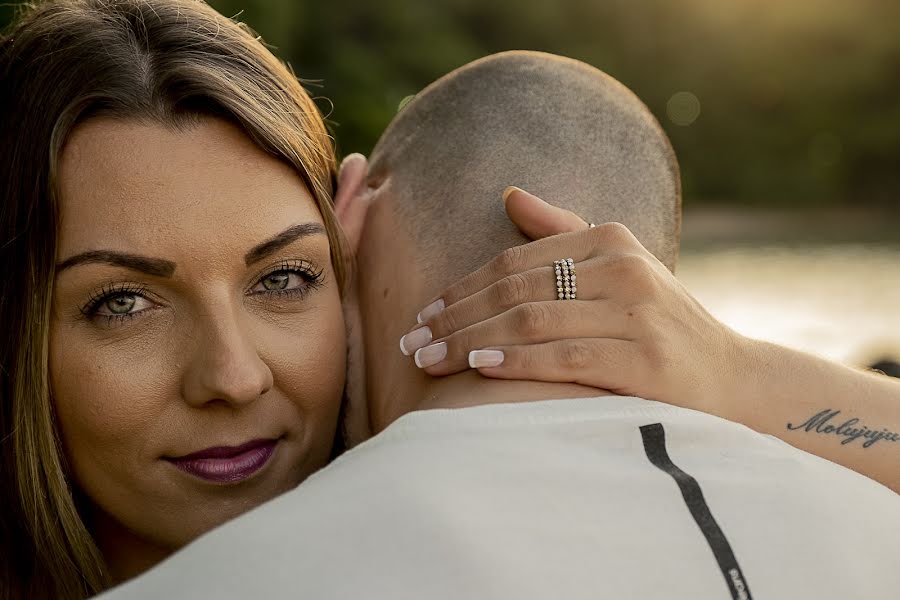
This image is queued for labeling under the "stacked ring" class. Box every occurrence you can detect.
[554,258,577,300]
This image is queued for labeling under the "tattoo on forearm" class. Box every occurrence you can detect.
[786,409,900,449]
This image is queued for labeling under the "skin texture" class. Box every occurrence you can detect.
[346,176,602,437]
[338,158,899,492]
[50,117,346,580]
[344,51,681,435]
[403,188,900,493]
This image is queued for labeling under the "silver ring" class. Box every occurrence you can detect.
[554,258,577,300]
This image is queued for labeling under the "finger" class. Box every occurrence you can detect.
[503,186,590,239]
[410,253,657,343]
[407,300,632,376]
[418,264,581,341]
[418,222,641,321]
[469,338,644,395]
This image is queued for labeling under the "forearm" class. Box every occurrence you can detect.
[419,205,900,491]
[712,337,900,493]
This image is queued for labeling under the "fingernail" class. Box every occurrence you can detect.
[400,326,432,356]
[502,186,524,203]
[468,350,505,368]
[414,342,447,368]
[416,298,445,324]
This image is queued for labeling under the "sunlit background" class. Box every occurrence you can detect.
[3,0,898,368]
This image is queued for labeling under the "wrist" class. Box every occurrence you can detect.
[702,329,766,422]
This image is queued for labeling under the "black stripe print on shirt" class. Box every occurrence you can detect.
[639,423,753,600]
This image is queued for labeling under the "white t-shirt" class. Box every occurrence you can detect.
[101,396,900,599]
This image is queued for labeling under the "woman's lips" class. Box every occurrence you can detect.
[165,438,278,484]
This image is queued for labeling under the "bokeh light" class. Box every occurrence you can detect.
[667,91,701,127]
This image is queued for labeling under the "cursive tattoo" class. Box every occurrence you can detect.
[786,409,900,449]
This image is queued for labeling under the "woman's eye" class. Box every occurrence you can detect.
[94,293,154,316]
[262,272,291,291]
[251,269,312,295]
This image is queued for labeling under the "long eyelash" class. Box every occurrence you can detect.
[251,260,325,299]
[80,282,148,320]
[79,262,323,326]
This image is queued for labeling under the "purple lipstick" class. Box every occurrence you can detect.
[166,438,278,484]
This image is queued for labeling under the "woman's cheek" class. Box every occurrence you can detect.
[260,285,347,429]
[49,281,347,503]
[49,321,179,497]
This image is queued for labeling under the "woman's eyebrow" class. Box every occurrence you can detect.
[244,222,326,266]
[54,222,326,277]
[56,251,176,277]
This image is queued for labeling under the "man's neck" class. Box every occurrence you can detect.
[413,370,611,413]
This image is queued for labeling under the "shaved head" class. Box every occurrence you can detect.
[352,51,682,433]
[368,50,681,290]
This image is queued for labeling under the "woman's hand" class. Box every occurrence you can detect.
[399,186,743,413]
[397,186,900,491]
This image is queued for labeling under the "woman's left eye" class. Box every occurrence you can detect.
[254,271,304,292]
[249,264,323,297]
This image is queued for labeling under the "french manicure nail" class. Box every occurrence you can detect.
[414,342,447,368]
[399,326,432,356]
[502,186,523,203]
[468,350,505,368]
[416,298,445,324]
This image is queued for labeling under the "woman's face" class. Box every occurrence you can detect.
[49,117,346,566]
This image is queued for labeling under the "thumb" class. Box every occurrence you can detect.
[502,186,589,240]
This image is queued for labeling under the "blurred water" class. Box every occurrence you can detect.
[677,244,900,366]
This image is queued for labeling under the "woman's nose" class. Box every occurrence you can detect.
[180,312,273,409]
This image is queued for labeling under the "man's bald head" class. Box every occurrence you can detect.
[352,51,682,433]
[368,50,681,290]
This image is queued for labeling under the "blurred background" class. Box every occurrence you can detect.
[3,0,898,369]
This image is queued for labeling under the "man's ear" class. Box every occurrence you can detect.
[334,153,371,256]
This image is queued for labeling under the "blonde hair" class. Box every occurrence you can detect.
[0,1,344,597]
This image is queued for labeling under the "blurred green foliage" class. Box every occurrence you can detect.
[3,0,899,208]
